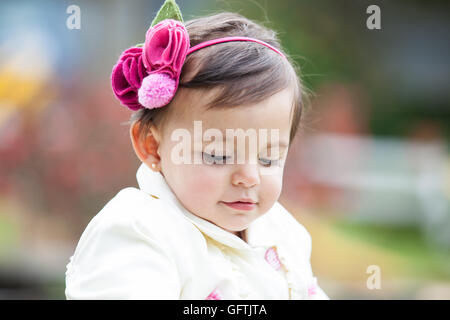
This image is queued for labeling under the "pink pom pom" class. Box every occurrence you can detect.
[138,73,176,109]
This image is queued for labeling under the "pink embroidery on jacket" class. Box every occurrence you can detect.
[264,247,282,270]
[308,277,318,297]
[205,288,222,300]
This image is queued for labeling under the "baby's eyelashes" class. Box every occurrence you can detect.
[202,152,230,165]
[258,158,280,167]
[201,152,281,167]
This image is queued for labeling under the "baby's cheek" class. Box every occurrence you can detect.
[196,167,219,191]
[182,166,222,204]
[260,175,283,211]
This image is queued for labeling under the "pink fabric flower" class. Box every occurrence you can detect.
[111,19,190,110]
[138,19,190,109]
[142,19,190,79]
[111,47,148,111]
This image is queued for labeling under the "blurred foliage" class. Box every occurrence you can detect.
[209,0,450,141]
[333,221,450,280]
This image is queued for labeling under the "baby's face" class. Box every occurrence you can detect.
[157,87,293,234]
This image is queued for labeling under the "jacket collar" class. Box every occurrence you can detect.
[136,163,277,251]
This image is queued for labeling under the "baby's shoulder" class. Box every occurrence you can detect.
[88,187,196,241]
[67,187,205,279]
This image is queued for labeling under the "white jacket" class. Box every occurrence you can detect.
[65,163,329,300]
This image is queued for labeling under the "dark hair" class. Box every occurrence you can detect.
[130,12,304,145]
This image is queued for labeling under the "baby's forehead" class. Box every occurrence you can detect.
[164,86,293,139]
[169,87,218,119]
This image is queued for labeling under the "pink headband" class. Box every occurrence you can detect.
[111,19,285,111]
[187,36,286,58]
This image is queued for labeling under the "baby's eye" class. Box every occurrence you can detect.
[258,158,279,167]
[202,152,229,165]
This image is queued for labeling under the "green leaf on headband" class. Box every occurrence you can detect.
[135,43,144,47]
[151,0,184,27]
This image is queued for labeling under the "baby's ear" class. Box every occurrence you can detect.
[130,121,161,168]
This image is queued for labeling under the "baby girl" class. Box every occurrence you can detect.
[65,0,329,300]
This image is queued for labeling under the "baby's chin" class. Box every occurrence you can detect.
[193,204,262,233]
[216,207,266,233]
[215,215,255,233]
[195,211,251,233]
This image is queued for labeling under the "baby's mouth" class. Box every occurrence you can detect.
[220,200,257,211]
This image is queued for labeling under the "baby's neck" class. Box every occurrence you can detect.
[235,230,248,243]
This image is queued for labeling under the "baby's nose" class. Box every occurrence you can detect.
[231,163,260,188]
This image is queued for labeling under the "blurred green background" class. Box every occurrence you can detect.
[0,0,449,299]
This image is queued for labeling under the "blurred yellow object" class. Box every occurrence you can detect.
[0,68,56,126]
[0,46,56,126]
[0,69,46,108]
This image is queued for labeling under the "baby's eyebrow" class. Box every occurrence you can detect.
[200,129,289,148]
[202,140,289,151]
